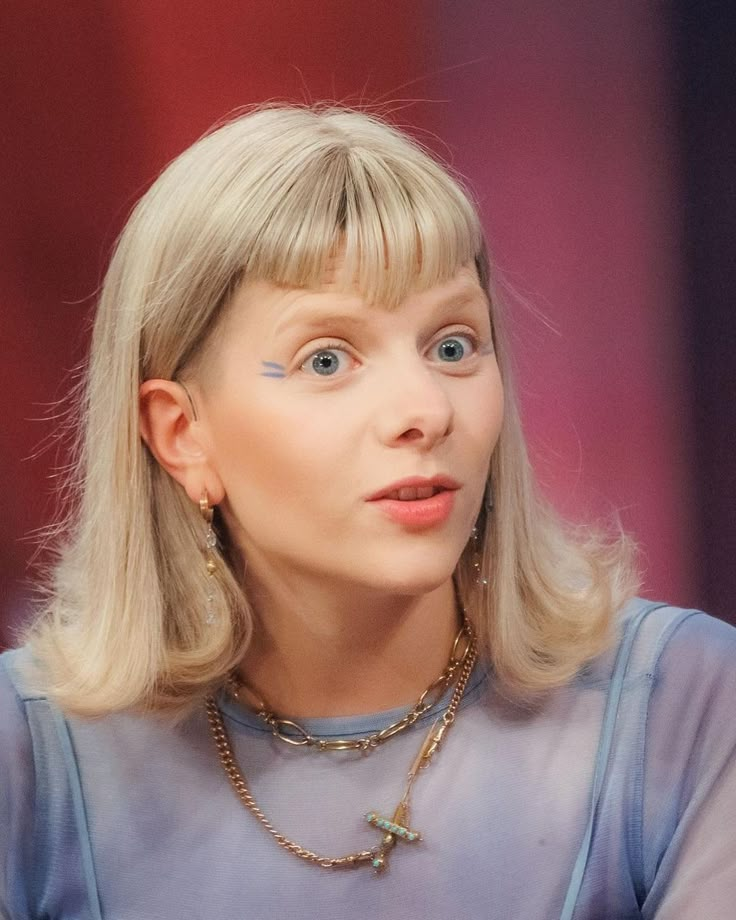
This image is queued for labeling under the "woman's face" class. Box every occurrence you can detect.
[196,264,504,596]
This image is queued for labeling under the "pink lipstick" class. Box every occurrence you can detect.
[366,476,459,528]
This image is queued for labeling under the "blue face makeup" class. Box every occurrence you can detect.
[260,361,286,378]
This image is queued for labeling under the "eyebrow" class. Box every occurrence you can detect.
[272,291,488,339]
[273,311,368,338]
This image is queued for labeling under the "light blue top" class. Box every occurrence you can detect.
[2,599,736,919]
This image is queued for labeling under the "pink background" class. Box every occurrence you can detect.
[2,2,731,645]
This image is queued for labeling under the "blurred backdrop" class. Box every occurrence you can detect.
[2,1,734,646]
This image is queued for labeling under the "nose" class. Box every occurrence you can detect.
[374,359,454,449]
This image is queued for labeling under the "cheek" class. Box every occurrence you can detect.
[209,393,350,511]
[487,386,505,448]
[461,368,504,458]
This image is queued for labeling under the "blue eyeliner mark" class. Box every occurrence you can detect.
[260,360,286,378]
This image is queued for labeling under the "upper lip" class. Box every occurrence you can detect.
[366,475,461,501]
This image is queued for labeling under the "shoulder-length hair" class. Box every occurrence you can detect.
[25,105,638,716]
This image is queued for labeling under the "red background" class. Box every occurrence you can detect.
[2,2,733,643]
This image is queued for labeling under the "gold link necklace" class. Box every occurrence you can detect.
[226,619,473,752]
[205,624,478,874]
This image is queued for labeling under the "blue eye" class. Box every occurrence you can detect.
[431,334,476,363]
[301,347,350,377]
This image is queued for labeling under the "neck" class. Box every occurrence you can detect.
[237,574,461,719]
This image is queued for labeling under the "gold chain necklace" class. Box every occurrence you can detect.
[226,619,473,752]
[205,625,478,874]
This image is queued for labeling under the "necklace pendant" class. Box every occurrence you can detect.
[365,811,422,873]
[370,850,389,873]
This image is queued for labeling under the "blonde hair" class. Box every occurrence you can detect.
[25,105,638,716]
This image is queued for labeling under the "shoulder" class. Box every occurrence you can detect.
[0,646,47,782]
[0,645,40,737]
[0,642,50,717]
[0,648,42,913]
[629,605,736,907]
[618,600,736,811]
[624,598,736,681]
[576,598,734,691]
[1,642,48,691]
[637,603,736,740]
[606,597,736,683]
[0,644,67,793]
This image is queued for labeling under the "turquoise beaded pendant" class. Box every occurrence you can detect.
[364,811,422,874]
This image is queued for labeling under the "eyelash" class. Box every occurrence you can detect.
[428,331,481,364]
[298,330,485,377]
[299,341,354,375]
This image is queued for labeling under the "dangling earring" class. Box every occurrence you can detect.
[471,526,489,587]
[485,482,494,514]
[200,489,217,625]
[471,481,493,587]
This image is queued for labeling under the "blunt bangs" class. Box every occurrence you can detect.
[235,114,483,307]
[137,107,485,381]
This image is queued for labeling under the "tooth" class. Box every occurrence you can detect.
[416,486,434,499]
[398,487,418,501]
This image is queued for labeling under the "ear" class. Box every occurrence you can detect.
[139,379,225,505]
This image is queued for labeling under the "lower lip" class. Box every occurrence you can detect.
[368,490,457,528]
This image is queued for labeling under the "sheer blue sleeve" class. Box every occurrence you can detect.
[0,651,35,920]
[642,612,736,916]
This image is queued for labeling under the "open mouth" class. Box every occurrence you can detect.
[382,485,447,501]
[366,475,460,505]
[369,485,457,527]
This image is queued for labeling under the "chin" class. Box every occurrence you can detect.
[355,555,460,597]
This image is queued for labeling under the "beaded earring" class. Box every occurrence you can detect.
[471,482,494,587]
[200,489,217,625]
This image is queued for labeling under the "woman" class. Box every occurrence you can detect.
[1,105,734,919]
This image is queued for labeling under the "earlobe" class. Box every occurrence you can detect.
[138,379,224,505]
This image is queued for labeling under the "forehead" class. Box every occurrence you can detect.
[190,264,489,387]
[237,262,487,333]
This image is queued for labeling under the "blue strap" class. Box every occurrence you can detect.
[51,707,104,920]
[558,602,667,920]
